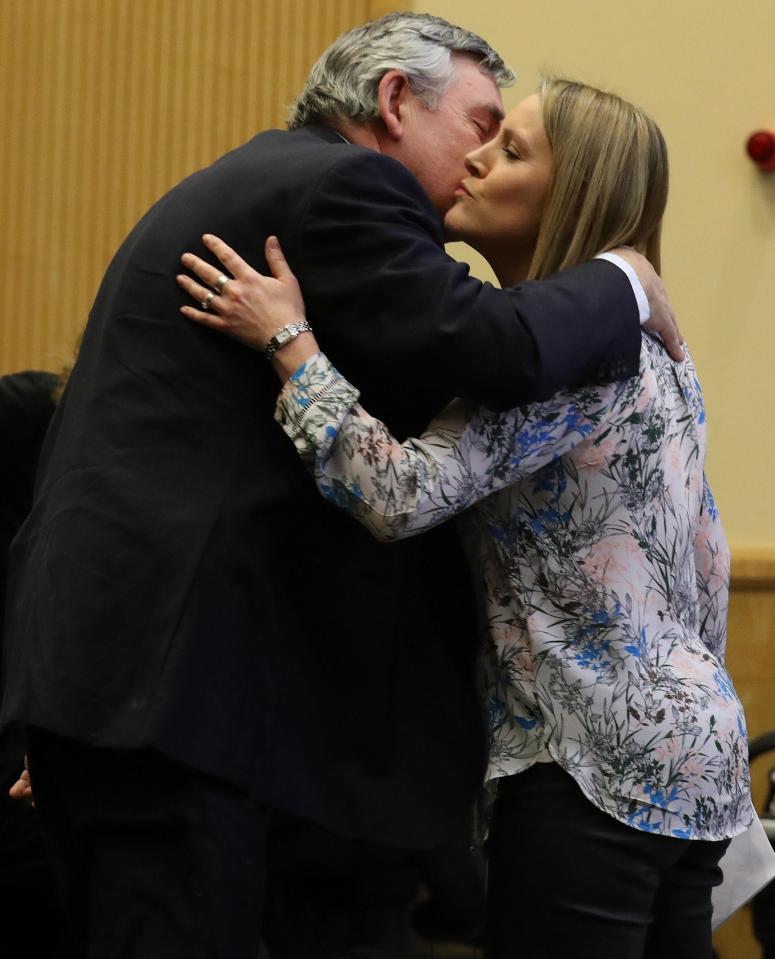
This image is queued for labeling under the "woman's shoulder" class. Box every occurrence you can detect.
[639,331,705,415]
[640,329,698,374]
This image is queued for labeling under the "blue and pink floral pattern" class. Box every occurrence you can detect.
[275,333,753,840]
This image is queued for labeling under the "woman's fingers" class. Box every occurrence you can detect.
[176,273,226,311]
[180,304,230,332]
[178,234,307,352]
[179,252,225,290]
[178,234,245,292]
[264,237,305,318]
[177,235,244,286]
[264,236,294,282]
[202,234,250,279]
[180,235,291,292]
[176,274,231,332]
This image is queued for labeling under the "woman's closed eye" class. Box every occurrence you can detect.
[503,146,522,161]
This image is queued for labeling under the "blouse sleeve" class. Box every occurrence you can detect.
[693,475,731,663]
[275,351,632,542]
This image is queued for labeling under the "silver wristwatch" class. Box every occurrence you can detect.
[263,319,312,360]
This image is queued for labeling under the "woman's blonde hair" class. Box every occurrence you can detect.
[528,77,668,281]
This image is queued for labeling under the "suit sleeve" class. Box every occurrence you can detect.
[284,150,641,431]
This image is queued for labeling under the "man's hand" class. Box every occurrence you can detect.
[609,247,684,361]
[8,756,34,806]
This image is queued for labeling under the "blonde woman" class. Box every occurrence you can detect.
[179,79,753,958]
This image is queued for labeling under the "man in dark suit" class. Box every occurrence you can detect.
[2,12,678,958]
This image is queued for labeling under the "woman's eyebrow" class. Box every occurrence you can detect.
[502,125,531,152]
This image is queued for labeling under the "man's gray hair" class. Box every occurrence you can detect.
[288,12,515,130]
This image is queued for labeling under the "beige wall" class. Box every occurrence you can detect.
[417,0,775,554]
[0,0,395,377]
[6,0,771,553]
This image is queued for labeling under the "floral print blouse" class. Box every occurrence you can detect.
[274,333,753,841]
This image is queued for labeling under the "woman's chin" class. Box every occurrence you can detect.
[442,221,477,250]
[442,205,469,240]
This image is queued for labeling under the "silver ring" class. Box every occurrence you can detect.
[215,274,231,294]
[200,290,216,311]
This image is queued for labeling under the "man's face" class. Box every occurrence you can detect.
[444,94,552,273]
[393,55,504,219]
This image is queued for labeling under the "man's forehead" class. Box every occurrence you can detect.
[448,54,505,120]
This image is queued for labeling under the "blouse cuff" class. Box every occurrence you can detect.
[274,351,360,463]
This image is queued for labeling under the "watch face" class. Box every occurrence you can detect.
[276,327,293,346]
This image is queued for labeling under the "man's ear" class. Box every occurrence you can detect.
[376,69,412,143]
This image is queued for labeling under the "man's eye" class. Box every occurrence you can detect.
[474,122,490,142]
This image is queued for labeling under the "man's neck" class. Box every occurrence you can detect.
[326,118,383,152]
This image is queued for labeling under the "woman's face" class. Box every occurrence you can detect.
[444,93,552,278]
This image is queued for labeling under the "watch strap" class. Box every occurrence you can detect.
[264,319,313,360]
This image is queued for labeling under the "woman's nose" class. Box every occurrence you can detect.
[464,150,487,178]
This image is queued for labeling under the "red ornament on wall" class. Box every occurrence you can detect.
[747,131,775,171]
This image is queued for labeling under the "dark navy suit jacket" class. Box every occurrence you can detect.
[1,126,640,847]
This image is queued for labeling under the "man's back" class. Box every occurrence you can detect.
[2,126,486,847]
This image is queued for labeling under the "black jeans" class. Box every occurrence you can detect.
[27,727,269,959]
[486,763,729,959]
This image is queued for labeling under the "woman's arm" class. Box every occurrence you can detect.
[178,236,635,541]
[273,352,635,541]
